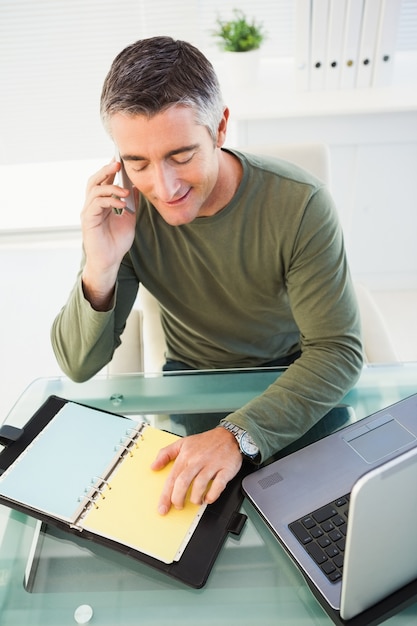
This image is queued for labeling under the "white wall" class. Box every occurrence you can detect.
[0,236,83,420]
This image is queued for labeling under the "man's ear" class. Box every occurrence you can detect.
[216,107,230,148]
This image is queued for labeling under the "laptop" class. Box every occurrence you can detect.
[242,393,417,623]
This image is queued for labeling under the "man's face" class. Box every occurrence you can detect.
[109,106,228,226]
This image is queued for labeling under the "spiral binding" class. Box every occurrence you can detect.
[72,421,147,525]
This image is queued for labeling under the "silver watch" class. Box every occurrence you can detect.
[220,420,260,461]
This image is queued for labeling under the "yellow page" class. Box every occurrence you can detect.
[80,426,206,564]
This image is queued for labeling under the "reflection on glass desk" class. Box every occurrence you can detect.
[1,363,417,625]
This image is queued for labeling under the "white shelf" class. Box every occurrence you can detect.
[218,53,417,120]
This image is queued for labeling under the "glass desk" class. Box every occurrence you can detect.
[1,363,417,625]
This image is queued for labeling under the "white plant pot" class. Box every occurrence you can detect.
[222,49,261,88]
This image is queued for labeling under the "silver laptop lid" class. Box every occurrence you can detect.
[340,445,417,620]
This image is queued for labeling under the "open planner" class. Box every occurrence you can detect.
[0,396,248,588]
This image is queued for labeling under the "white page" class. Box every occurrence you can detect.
[0,402,139,521]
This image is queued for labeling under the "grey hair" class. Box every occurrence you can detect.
[100,37,224,143]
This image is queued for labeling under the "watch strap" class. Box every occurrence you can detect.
[219,419,260,462]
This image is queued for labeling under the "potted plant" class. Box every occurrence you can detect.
[213,9,265,53]
[212,9,265,87]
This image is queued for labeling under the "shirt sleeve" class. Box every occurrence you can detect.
[227,186,364,461]
[51,256,139,382]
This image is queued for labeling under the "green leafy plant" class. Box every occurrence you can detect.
[213,9,265,52]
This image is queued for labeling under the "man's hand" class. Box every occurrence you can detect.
[151,427,243,515]
[81,161,137,310]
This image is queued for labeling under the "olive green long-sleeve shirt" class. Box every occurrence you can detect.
[52,150,363,460]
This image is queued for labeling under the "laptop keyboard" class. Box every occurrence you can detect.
[289,494,350,583]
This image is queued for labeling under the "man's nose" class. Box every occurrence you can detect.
[152,163,180,201]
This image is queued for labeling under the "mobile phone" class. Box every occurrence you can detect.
[114,153,136,214]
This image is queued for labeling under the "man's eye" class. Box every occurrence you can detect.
[131,164,148,172]
[172,153,194,165]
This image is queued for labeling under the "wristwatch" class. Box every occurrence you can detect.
[219,420,260,463]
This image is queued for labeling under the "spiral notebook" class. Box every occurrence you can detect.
[0,396,247,587]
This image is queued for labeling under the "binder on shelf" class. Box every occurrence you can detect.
[325,0,347,90]
[0,396,248,588]
[356,0,381,88]
[340,0,364,90]
[295,0,312,91]
[372,0,402,87]
[310,0,330,91]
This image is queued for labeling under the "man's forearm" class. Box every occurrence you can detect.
[51,276,116,382]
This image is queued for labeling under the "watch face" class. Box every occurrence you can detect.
[240,431,259,457]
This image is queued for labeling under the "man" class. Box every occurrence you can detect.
[51,36,363,516]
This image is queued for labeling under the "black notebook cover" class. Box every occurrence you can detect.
[0,395,248,588]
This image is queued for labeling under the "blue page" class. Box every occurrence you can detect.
[0,402,140,521]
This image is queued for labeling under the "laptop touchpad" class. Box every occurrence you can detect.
[343,414,416,464]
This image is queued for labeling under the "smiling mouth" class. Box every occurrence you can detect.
[164,188,192,206]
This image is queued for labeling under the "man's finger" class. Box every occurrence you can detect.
[150,440,181,471]
[203,470,230,504]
